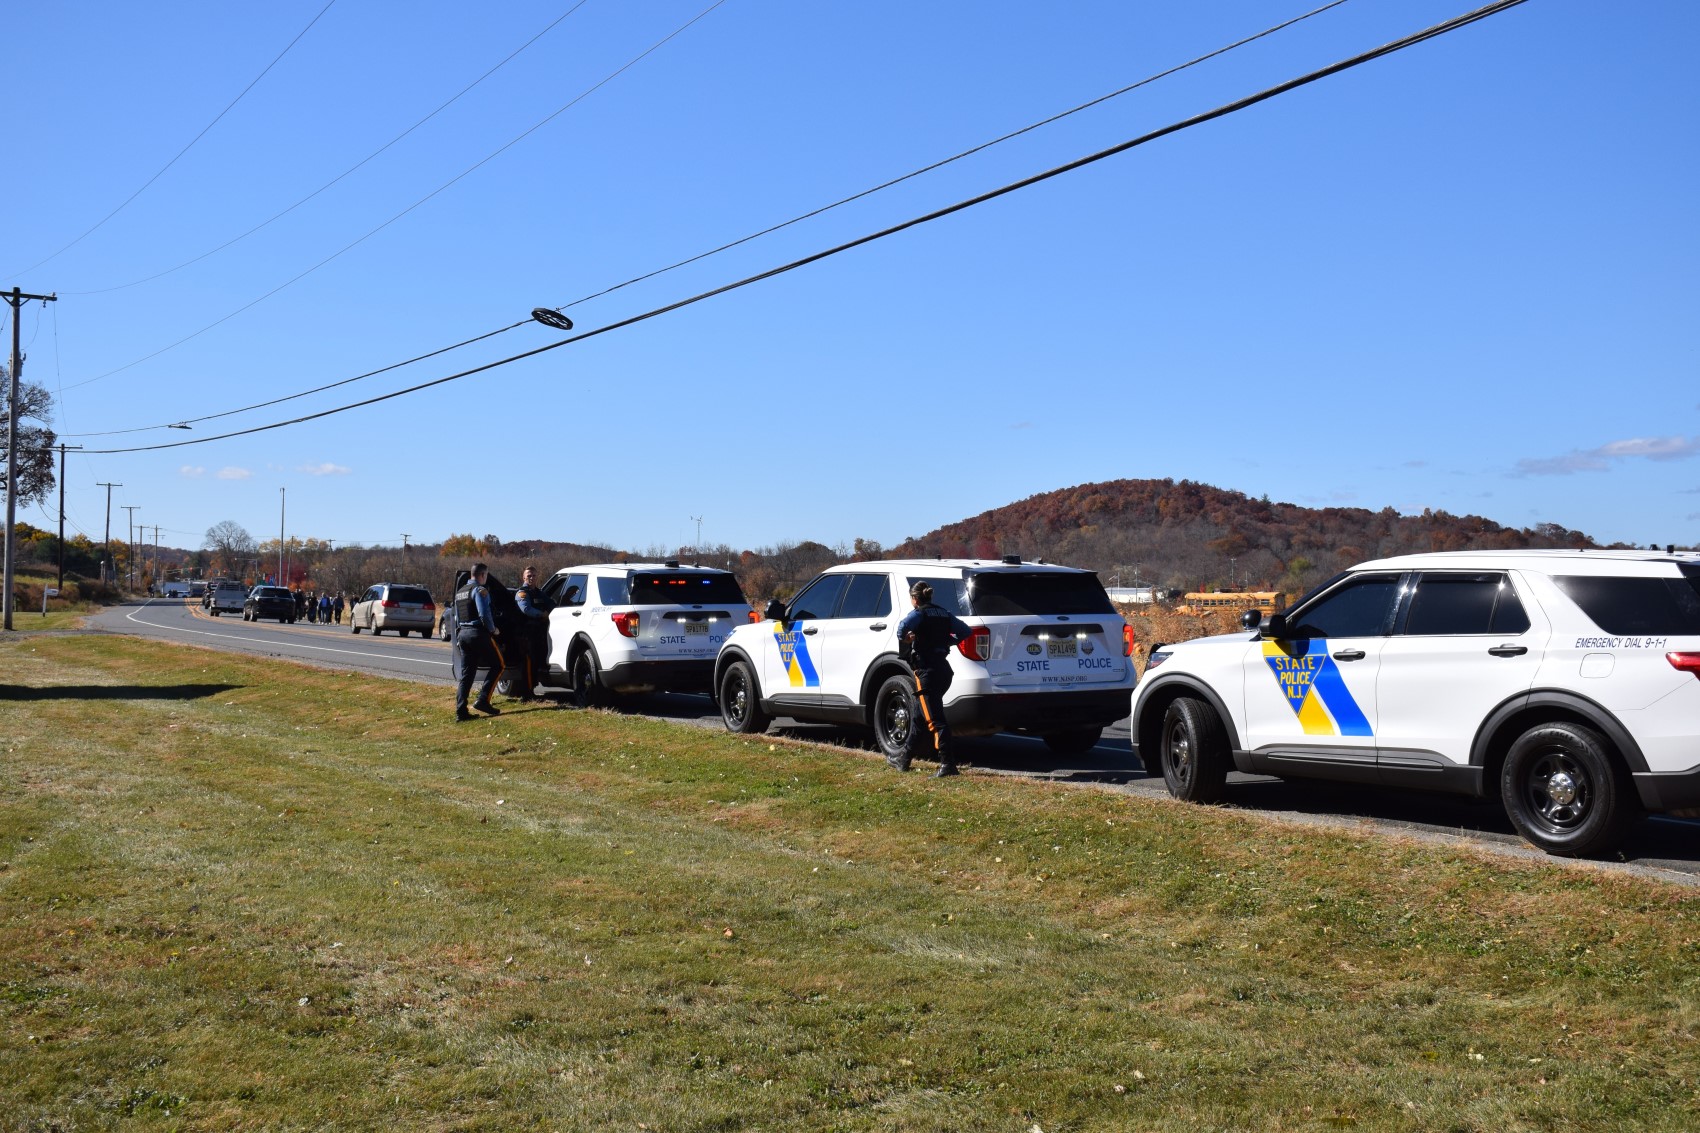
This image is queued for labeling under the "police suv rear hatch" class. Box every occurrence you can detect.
[965,568,1132,689]
[624,570,748,660]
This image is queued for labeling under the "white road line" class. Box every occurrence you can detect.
[125,601,451,667]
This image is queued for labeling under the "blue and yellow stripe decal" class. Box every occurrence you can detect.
[774,622,820,688]
[1262,639,1371,737]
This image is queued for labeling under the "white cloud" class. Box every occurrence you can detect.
[1513,435,1699,477]
[179,465,204,478]
[216,467,252,481]
[299,462,350,476]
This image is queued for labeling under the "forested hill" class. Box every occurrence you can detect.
[888,479,1604,595]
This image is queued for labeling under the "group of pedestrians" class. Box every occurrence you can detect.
[293,590,345,625]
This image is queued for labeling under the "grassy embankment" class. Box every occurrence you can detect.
[4,569,110,631]
[2,634,1698,1131]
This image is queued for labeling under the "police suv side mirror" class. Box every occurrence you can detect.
[1260,612,1290,639]
[762,598,787,623]
[1240,609,1263,631]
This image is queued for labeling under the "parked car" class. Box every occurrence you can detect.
[349,583,437,636]
[1132,549,1700,856]
[538,561,750,706]
[714,557,1135,761]
[243,585,296,623]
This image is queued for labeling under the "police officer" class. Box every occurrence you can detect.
[453,563,506,721]
[894,581,972,776]
[511,566,552,702]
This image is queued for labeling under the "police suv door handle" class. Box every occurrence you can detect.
[1331,649,1366,661]
[802,627,819,635]
[869,623,888,631]
[1488,645,1528,657]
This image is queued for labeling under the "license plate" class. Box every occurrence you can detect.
[684,622,709,635]
[1046,639,1078,658]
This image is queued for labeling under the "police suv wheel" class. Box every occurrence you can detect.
[719,660,770,734]
[1158,696,1229,803]
[570,650,604,710]
[873,675,922,763]
[1501,722,1637,857]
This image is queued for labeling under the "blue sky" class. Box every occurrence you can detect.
[7,0,1695,556]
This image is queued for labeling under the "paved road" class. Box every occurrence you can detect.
[88,598,1700,884]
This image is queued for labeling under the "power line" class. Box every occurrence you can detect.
[63,1,593,297]
[58,0,729,395]
[6,1,338,278]
[543,0,1359,316]
[76,0,1530,458]
[63,0,1356,440]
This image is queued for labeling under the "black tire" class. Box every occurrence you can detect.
[350,624,360,634]
[371,627,382,636]
[718,660,770,734]
[1157,696,1229,803]
[1501,722,1638,857]
[570,648,605,710]
[399,629,410,638]
[872,674,922,765]
[1043,727,1103,757]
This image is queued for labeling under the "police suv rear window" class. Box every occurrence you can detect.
[966,571,1115,617]
[629,572,747,606]
[1554,575,1700,636]
[389,587,432,605]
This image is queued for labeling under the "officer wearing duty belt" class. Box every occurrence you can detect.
[453,563,505,721]
[894,581,972,776]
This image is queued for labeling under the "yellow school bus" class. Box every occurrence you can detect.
[1175,591,1285,616]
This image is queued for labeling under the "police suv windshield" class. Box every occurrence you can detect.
[629,572,747,606]
[965,571,1115,617]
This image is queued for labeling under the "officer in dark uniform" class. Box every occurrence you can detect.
[453,563,506,721]
[512,566,552,702]
[894,580,972,776]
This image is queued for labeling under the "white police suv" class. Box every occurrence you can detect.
[538,561,750,706]
[714,557,1137,761]
[1132,549,1700,856]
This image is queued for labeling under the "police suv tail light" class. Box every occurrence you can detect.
[1669,652,1700,680]
[957,626,991,662]
[747,609,760,623]
[612,611,640,638]
[1122,624,1135,657]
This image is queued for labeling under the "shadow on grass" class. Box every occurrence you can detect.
[0,683,244,702]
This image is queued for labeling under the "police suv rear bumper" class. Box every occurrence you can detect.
[945,688,1131,735]
[602,658,717,695]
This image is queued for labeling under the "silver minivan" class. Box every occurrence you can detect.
[350,583,437,636]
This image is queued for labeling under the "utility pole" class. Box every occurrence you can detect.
[278,487,286,585]
[122,505,140,590]
[152,525,160,589]
[401,534,410,557]
[3,287,58,631]
[55,443,82,591]
[98,482,121,586]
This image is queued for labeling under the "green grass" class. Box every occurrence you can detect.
[3,635,1698,1131]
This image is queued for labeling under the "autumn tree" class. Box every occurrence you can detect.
[204,520,257,576]
[0,372,58,508]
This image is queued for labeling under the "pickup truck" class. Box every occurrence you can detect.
[208,582,249,616]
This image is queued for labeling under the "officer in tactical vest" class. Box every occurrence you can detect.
[894,580,972,776]
[512,565,552,702]
[453,563,505,721]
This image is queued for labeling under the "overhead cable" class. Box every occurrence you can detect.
[58,0,728,395]
[79,0,1530,457]
[65,0,1355,438]
[63,1,594,297]
[7,1,338,278]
